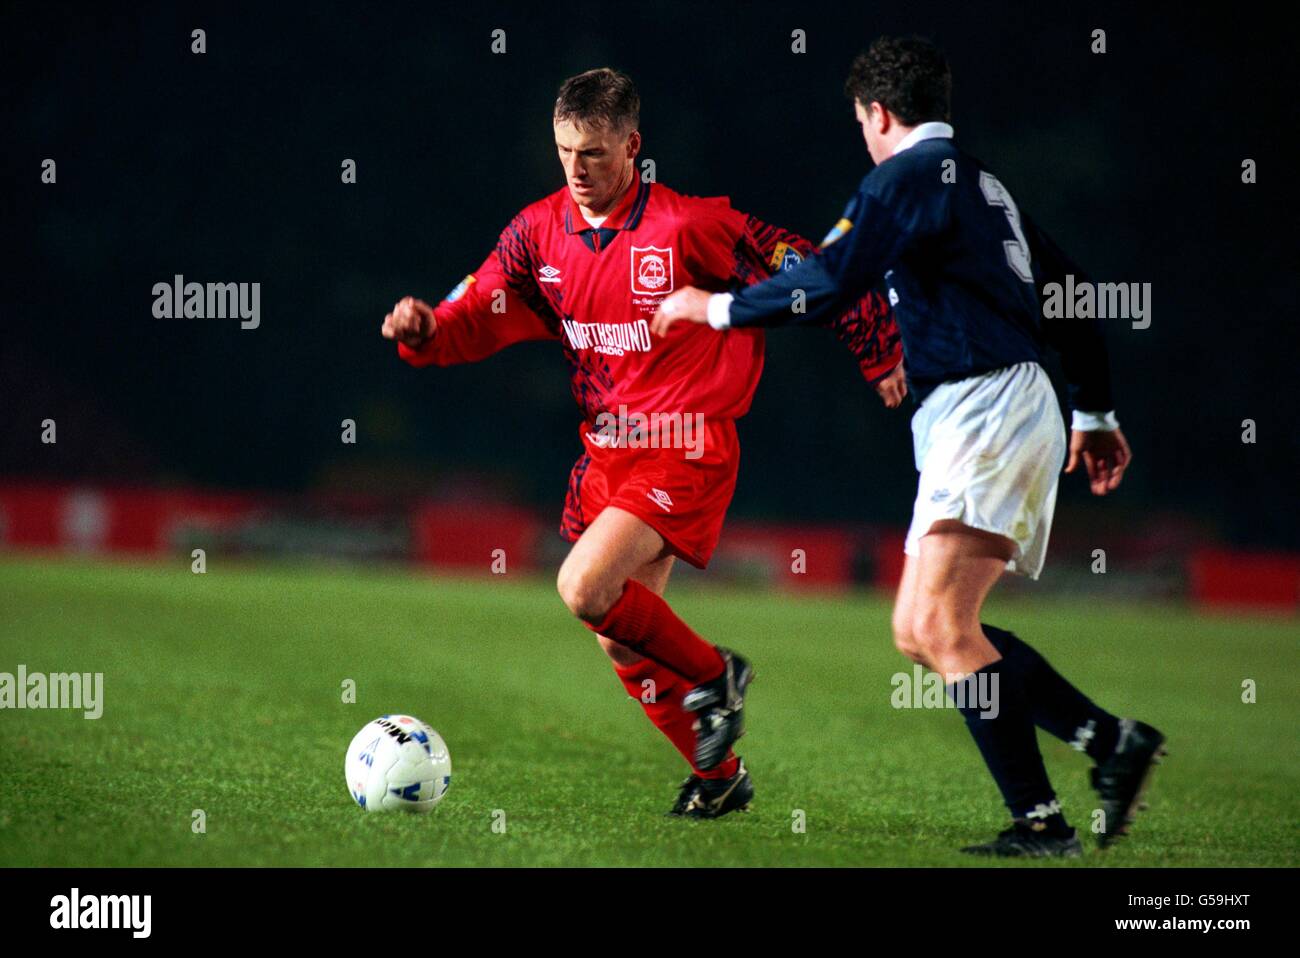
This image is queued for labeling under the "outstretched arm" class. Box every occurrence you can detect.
[656,173,930,336]
[678,205,906,406]
[382,213,560,367]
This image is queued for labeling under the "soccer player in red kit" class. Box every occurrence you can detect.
[382,68,902,818]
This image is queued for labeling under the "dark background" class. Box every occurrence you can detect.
[3,1,1296,546]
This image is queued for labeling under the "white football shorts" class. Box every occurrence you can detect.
[904,361,1067,579]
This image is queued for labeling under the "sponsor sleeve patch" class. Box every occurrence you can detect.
[769,241,804,272]
[445,274,476,303]
[818,218,853,250]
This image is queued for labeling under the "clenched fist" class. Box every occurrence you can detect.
[381,296,437,350]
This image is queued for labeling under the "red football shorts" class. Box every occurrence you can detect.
[560,418,740,569]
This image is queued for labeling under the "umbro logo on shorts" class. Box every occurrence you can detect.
[646,488,674,512]
[930,488,951,503]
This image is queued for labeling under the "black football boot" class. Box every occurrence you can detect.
[681,648,754,772]
[1092,718,1167,848]
[667,759,754,819]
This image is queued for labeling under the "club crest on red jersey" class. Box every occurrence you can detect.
[630,246,674,296]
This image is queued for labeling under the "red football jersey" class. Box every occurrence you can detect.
[398,180,900,424]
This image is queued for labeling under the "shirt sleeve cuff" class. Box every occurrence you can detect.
[707,293,734,330]
[1071,410,1119,432]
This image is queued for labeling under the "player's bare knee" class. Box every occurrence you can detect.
[892,627,926,664]
[891,606,924,662]
[556,563,618,624]
[911,606,969,663]
[892,620,923,662]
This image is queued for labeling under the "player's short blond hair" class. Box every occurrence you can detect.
[554,68,640,134]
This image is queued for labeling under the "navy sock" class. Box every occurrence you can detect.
[982,624,1121,762]
[947,661,1061,823]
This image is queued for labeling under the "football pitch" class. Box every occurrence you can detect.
[1,556,1295,868]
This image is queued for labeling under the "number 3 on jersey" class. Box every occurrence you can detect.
[979,171,1033,284]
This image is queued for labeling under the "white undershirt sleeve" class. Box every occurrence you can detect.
[1071,410,1119,432]
[706,293,734,330]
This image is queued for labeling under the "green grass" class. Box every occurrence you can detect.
[0,555,1296,867]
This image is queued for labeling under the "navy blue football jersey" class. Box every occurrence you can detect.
[726,135,1112,411]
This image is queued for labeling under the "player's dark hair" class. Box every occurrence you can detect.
[844,36,951,125]
[554,68,640,134]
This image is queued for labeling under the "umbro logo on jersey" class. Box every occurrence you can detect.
[538,264,562,283]
[646,488,674,512]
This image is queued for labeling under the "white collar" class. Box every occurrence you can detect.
[893,121,954,155]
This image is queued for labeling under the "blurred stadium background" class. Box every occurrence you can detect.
[2,2,1296,610]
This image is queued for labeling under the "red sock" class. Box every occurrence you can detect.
[613,657,739,780]
[588,580,725,684]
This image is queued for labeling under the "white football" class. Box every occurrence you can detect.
[344,714,452,813]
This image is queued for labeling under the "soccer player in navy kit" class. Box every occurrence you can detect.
[654,37,1165,856]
